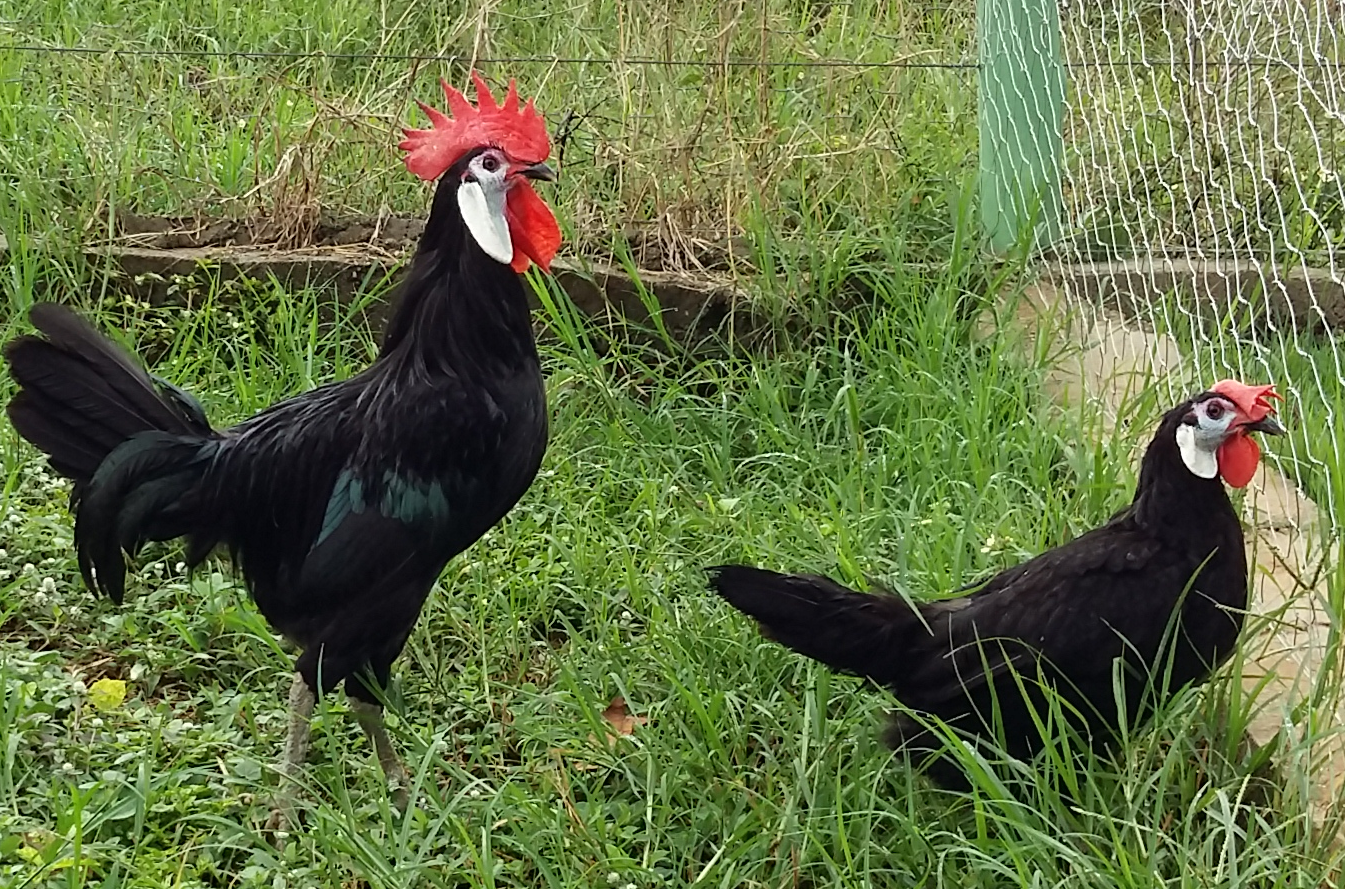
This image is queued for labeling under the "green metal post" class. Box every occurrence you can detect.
[977,0,1065,254]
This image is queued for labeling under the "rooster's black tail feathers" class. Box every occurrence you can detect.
[706,564,913,685]
[5,302,213,479]
[5,303,220,602]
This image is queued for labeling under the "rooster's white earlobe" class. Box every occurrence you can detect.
[458,179,513,265]
[1176,423,1218,479]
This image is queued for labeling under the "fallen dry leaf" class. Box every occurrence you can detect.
[601,696,648,736]
[581,696,650,751]
[88,678,128,711]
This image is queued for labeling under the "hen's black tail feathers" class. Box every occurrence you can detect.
[4,303,220,603]
[706,564,915,685]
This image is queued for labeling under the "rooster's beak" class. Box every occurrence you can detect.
[519,162,557,182]
[1243,415,1285,435]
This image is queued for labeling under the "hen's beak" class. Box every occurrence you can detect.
[519,162,557,182]
[1243,415,1285,435]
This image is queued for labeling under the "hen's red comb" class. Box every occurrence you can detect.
[399,71,550,182]
[1211,379,1281,421]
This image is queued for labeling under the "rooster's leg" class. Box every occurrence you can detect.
[266,673,316,841]
[350,700,410,811]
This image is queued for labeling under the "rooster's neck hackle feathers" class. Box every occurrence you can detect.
[377,164,539,381]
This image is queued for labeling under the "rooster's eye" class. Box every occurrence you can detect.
[482,155,499,173]
[1206,402,1224,420]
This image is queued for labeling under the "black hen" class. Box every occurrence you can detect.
[709,380,1285,789]
[3,72,562,832]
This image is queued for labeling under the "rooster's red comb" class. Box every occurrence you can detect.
[399,71,550,182]
[1210,379,1281,421]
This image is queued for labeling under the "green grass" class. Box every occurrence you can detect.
[5,0,1344,264]
[1263,335,1345,529]
[1,235,1343,886]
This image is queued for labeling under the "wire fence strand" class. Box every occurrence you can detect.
[0,44,979,69]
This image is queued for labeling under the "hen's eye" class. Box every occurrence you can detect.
[1206,401,1225,420]
[481,155,499,173]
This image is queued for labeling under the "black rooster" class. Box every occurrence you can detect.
[709,380,1284,789]
[3,72,562,833]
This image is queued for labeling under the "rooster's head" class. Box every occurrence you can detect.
[399,71,561,274]
[1177,379,1285,487]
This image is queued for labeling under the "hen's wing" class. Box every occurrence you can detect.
[895,519,1198,711]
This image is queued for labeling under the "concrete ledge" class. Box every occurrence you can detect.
[11,221,1341,346]
[1,221,770,353]
[1048,258,1345,335]
[100,244,761,350]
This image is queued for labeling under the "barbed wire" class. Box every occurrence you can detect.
[0,44,978,69]
[3,42,1342,72]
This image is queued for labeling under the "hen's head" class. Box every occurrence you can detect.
[1176,379,1284,487]
[399,71,561,274]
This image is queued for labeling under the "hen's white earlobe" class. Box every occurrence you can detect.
[1176,423,1218,479]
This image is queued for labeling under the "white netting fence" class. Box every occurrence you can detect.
[1053,2,1344,818]
[1054,0,1345,540]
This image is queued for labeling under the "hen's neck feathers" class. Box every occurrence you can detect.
[377,174,537,381]
[1130,401,1236,535]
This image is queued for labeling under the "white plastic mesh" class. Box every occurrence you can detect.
[1055,0,1345,538]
